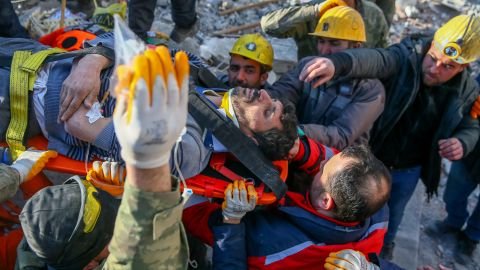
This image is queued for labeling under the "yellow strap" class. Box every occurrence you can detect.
[7,48,65,160]
[22,48,65,91]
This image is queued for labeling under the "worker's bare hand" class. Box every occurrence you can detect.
[299,57,335,88]
[58,54,111,122]
[438,138,464,161]
[470,96,480,119]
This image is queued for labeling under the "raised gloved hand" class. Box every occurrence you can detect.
[10,148,57,182]
[222,180,257,224]
[113,46,189,168]
[470,96,480,119]
[325,249,379,270]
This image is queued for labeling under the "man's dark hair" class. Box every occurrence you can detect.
[324,145,391,222]
[254,97,298,160]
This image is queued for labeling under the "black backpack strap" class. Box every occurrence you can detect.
[190,65,228,89]
[188,90,287,200]
[0,45,114,67]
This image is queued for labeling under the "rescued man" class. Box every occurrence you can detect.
[268,6,385,150]
[0,35,297,171]
[261,0,389,60]
[14,46,192,270]
[296,14,480,258]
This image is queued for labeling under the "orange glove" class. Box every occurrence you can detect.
[222,180,257,224]
[10,148,57,182]
[86,161,126,197]
[470,96,480,119]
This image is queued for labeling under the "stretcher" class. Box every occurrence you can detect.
[1,135,92,176]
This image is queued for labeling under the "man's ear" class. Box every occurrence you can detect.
[313,192,335,211]
[260,72,268,86]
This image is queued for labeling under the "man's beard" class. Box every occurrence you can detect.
[231,87,261,103]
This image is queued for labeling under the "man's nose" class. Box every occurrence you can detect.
[320,45,332,55]
[237,69,247,81]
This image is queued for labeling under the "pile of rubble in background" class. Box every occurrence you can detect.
[12,0,480,77]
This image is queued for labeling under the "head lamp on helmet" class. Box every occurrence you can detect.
[433,14,480,64]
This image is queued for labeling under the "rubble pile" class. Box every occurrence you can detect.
[12,0,480,75]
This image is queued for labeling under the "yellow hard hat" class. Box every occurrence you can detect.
[309,6,366,43]
[433,14,480,64]
[230,33,274,70]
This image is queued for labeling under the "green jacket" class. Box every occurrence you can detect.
[103,181,189,270]
[0,163,21,203]
[261,0,389,60]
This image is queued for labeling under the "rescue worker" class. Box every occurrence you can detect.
[186,145,391,268]
[128,0,197,42]
[218,33,274,89]
[0,149,56,270]
[296,14,480,259]
[425,98,480,265]
[268,6,385,150]
[0,149,57,203]
[15,45,191,270]
[0,36,297,167]
[0,0,29,38]
[370,0,396,27]
[261,0,389,60]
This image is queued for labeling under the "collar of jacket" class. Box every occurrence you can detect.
[284,191,360,227]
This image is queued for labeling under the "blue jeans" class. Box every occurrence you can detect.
[0,0,29,38]
[444,161,480,241]
[384,166,422,244]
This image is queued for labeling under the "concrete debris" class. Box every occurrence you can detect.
[12,0,480,81]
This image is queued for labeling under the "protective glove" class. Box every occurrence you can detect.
[222,180,257,224]
[113,46,189,168]
[10,148,57,183]
[87,161,126,197]
[325,249,379,270]
[91,161,126,185]
[470,96,480,119]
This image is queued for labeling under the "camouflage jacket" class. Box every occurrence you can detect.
[261,0,389,59]
[0,164,21,203]
[103,179,189,270]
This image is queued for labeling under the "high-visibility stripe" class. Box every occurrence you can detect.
[7,48,64,160]
[265,241,317,265]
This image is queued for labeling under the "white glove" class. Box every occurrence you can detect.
[10,148,57,182]
[324,249,380,270]
[113,46,189,168]
[222,180,257,224]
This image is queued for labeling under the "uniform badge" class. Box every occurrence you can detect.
[246,42,257,51]
[323,23,329,32]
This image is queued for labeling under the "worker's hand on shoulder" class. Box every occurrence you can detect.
[113,46,189,168]
[438,138,464,161]
[470,96,480,119]
[299,57,335,89]
[10,148,57,183]
[59,54,110,122]
[222,180,257,224]
[325,249,379,270]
